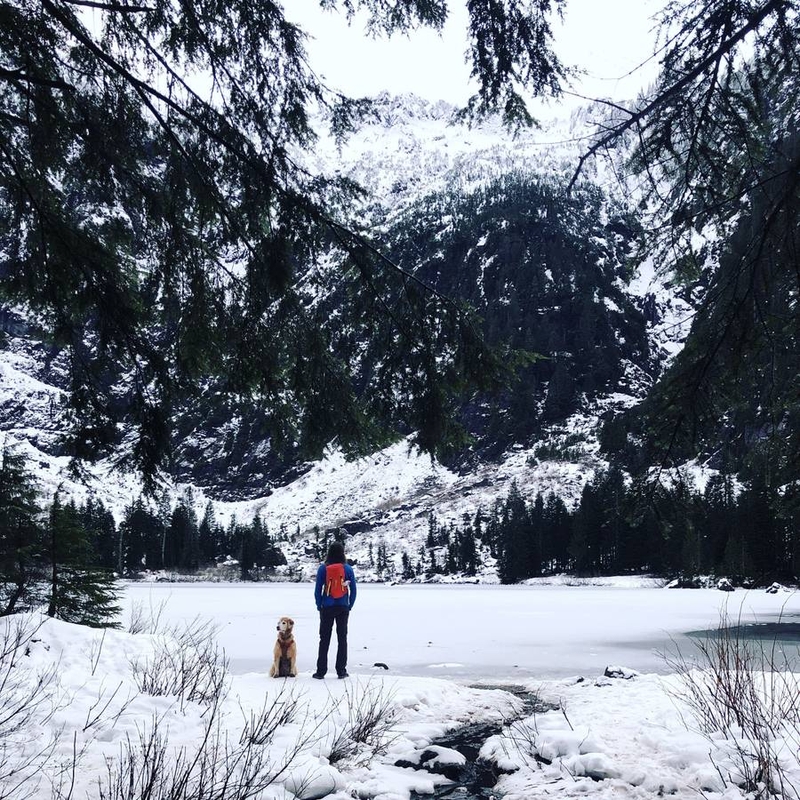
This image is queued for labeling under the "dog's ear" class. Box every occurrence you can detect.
[287,618,294,627]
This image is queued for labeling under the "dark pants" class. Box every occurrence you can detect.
[316,606,349,676]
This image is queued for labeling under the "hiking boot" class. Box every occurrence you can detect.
[337,671,349,679]
[312,672,325,680]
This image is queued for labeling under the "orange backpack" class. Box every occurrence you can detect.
[324,563,348,599]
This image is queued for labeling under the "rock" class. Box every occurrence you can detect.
[603,665,639,680]
[373,662,389,670]
[667,575,714,589]
[395,745,466,782]
[717,577,734,592]
[766,582,783,594]
[577,752,622,781]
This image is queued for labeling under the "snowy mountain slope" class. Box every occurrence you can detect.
[212,398,636,581]
[0,313,67,457]
[0,93,696,580]
[309,92,600,228]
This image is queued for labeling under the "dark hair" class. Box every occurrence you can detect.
[325,541,345,565]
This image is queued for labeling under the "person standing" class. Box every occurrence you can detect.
[313,541,356,679]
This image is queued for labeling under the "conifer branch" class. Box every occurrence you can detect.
[0,67,74,91]
[567,0,787,191]
[60,0,154,11]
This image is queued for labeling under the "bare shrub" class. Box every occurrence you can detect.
[83,680,137,733]
[239,684,301,747]
[0,616,57,736]
[505,718,547,769]
[126,598,168,635]
[130,617,228,706]
[0,615,60,800]
[98,689,324,800]
[504,698,574,773]
[667,607,800,798]
[327,679,399,766]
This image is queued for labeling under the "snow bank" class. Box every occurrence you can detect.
[0,613,517,800]
[483,669,800,799]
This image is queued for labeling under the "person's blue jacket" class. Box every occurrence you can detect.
[315,562,357,611]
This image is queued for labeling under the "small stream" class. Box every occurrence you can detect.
[402,685,556,800]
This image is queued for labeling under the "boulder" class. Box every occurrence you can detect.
[603,665,639,680]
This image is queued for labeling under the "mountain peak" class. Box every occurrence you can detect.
[369,92,457,125]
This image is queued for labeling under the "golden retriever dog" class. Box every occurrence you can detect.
[269,616,298,677]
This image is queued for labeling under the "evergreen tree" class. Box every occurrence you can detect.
[570,482,602,575]
[740,475,781,579]
[0,448,44,615]
[472,509,483,542]
[497,482,529,583]
[1,0,562,480]
[168,495,199,571]
[609,6,800,488]
[426,514,437,548]
[417,545,426,577]
[237,517,286,581]
[79,498,117,572]
[237,520,259,581]
[375,540,390,577]
[779,484,800,578]
[45,495,119,627]
[198,501,220,566]
[542,492,570,572]
[155,493,172,569]
[118,498,161,573]
[401,552,415,581]
[593,467,629,574]
[484,501,502,558]
[525,494,544,577]
[704,474,736,572]
[446,536,458,574]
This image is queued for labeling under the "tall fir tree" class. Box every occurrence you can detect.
[198,501,220,566]
[79,498,117,572]
[497,482,528,583]
[45,495,119,627]
[0,447,44,615]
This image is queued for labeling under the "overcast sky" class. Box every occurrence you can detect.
[289,0,663,109]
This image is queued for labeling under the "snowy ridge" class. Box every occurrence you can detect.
[627,255,696,366]
[214,404,622,581]
[0,332,67,456]
[310,92,594,227]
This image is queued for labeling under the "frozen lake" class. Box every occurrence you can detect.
[120,582,800,680]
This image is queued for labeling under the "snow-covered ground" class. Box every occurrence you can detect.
[4,583,799,800]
